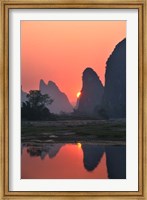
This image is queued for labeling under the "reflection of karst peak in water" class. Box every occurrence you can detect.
[26,143,64,160]
[23,142,126,179]
[105,146,126,179]
[82,144,126,179]
[82,144,105,171]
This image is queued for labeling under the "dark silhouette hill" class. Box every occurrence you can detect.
[77,68,104,115]
[103,38,126,118]
[40,80,73,114]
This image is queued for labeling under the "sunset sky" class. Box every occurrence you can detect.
[21,21,126,104]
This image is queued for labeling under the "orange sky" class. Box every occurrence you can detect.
[21,21,126,104]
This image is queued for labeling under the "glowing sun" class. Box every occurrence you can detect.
[77,143,82,148]
[77,92,81,98]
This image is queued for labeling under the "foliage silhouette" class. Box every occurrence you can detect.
[21,90,55,121]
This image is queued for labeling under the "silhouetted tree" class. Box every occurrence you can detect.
[27,90,53,108]
[21,90,54,120]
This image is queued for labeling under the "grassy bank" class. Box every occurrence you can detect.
[21,119,126,143]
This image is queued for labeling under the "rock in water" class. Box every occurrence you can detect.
[77,68,104,115]
[103,38,126,118]
[40,80,73,114]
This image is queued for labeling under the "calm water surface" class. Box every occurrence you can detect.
[21,143,126,179]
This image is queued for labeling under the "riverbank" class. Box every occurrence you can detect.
[21,119,126,145]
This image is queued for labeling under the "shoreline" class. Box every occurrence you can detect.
[22,119,126,145]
